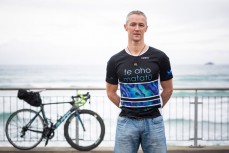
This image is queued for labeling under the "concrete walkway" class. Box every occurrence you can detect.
[0,146,229,153]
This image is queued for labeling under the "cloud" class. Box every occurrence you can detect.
[0,0,229,65]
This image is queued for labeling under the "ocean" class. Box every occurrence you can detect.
[0,64,228,88]
[0,64,229,146]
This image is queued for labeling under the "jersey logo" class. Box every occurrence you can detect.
[141,57,149,59]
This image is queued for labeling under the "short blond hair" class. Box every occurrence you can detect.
[126,10,147,24]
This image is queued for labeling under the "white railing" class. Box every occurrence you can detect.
[0,87,229,147]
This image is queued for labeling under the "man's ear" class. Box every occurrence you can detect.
[145,25,148,32]
[124,24,128,31]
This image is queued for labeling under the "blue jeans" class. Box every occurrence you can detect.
[114,116,167,153]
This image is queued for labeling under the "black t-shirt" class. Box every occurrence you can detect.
[106,46,173,118]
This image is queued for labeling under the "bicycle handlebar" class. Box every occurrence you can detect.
[71,92,91,106]
[71,92,90,100]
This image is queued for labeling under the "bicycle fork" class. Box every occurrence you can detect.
[75,112,86,131]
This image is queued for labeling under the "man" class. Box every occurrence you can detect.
[106,10,173,153]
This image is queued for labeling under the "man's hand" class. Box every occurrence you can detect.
[106,83,120,108]
[160,79,173,107]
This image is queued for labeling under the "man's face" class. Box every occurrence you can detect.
[124,14,148,42]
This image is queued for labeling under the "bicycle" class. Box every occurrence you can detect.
[5,89,105,151]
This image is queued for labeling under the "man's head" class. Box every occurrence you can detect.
[126,10,147,25]
[124,10,148,43]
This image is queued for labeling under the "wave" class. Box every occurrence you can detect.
[0,112,11,121]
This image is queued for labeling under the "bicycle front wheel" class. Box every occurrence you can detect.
[64,109,105,151]
[5,109,44,150]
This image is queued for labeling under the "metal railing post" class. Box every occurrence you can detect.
[194,90,198,146]
[190,89,203,147]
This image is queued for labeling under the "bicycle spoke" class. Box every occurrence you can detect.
[5,109,44,150]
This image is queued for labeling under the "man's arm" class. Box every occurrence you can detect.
[106,83,120,108]
[160,79,173,108]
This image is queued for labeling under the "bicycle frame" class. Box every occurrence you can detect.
[49,103,83,130]
[24,101,85,134]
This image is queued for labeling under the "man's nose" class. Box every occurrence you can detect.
[134,25,140,30]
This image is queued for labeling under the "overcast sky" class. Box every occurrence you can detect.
[0,0,229,65]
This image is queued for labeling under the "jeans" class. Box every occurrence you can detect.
[114,116,167,153]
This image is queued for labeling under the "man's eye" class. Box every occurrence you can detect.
[129,23,136,26]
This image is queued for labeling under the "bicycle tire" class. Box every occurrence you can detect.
[5,109,44,150]
[64,109,105,151]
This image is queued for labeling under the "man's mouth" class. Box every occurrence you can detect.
[133,33,141,36]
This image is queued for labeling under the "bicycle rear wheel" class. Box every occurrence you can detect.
[5,109,44,150]
[64,109,105,151]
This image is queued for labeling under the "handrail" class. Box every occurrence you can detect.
[0,87,229,90]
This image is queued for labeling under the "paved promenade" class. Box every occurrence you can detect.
[0,146,229,153]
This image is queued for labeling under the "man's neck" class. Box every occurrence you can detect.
[127,41,146,55]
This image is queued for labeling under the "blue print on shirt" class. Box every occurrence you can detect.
[120,80,159,98]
